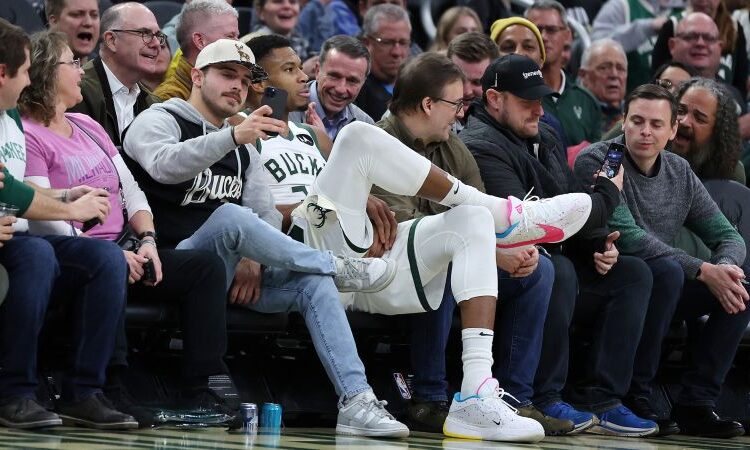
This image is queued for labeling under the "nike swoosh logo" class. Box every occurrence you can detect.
[479,332,494,337]
[493,420,502,425]
[496,223,565,249]
[453,185,459,195]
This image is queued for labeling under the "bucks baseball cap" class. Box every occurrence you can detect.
[481,54,559,100]
[195,39,258,70]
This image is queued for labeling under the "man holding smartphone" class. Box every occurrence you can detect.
[461,54,660,437]
[575,84,749,439]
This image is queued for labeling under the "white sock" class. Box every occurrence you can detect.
[439,177,510,230]
[460,328,495,398]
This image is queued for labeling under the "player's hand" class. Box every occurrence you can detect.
[230,258,262,305]
[233,105,287,144]
[366,195,397,251]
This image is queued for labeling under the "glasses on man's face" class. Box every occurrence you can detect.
[675,32,719,44]
[435,97,465,114]
[110,29,167,46]
[367,35,411,50]
[57,58,82,69]
[535,25,567,35]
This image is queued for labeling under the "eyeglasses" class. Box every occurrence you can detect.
[57,58,81,69]
[367,35,411,49]
[435,97,465,114]
[110,29,167,46]
[675,32,719,44]
[535,25,567,35]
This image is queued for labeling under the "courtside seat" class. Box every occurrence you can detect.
[125,300,288,334]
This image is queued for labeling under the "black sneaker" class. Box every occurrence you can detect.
[624,396,679,436]
[0,397,62,429]
[58,393,138,430]
[104,380,155,428]
[183,374,241,414]
[405,399,449,433]
[672,404,745,439]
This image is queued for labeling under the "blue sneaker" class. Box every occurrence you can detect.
[540,402,596,433]
[589,405,658,437]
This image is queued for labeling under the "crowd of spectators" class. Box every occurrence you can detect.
[2,0,750,442]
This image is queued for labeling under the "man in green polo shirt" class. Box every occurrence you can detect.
[525,0,602,146]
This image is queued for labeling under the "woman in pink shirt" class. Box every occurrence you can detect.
[18,31,237,425]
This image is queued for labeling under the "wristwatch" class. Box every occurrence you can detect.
[139,231,157,241]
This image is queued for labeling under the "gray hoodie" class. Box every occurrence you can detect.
[122,98,282,231]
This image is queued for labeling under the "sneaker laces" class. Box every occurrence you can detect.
[481,387,521,415]
[511,188,540,234]
[336,257,368,282]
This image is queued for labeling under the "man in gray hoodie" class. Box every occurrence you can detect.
[122,38,410,438]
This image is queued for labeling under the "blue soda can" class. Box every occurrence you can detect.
[240,403,258,434]
[260,402,282,431]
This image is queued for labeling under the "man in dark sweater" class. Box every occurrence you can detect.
[575,84,749,439]
[461,54,659,437]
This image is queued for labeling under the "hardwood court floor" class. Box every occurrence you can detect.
[2,427,750,450]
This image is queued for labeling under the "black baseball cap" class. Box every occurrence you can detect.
[480,54,560,100]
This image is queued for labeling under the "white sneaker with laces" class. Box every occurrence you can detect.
[443,379,545,442]
[334,256,397,293]
[336,390,410,438]
[496,191,592,252]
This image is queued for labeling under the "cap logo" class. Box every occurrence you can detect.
[522,70,542,80]
[235,43,252,63]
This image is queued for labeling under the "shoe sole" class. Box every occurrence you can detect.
[587,423,659,437]
[566,417,597,435]
[678,426,745,439]
[336,423,409,438]
[352,258,398,294]
[60,415,138,430]
[443,416,545,442]
[0,417,62,429]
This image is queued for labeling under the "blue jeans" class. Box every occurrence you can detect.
[493,256,554,407]
[409,257,554,404]
[0,234,127,401]
[176,203,371,400]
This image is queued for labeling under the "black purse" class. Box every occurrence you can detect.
[69,118,138,251]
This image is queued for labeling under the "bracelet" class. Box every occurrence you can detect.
[139,239,156,248]
[138,230,157,241]
[230,125,238,146]
[61,189,69,203]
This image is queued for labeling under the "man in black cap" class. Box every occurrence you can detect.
[461,54,661,437]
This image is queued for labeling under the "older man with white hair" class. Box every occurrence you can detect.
[578,38,628,135]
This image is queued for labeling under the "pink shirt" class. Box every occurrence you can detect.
[24,113,125,240]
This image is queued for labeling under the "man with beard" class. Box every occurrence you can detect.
[69,3,163,146]
[288,35,374,141]
[575,84,749,438]
[45,0,100,61]
[672,77,744,183]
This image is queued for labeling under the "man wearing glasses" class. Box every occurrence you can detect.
[69,2,164,147]
[355,4,414,121]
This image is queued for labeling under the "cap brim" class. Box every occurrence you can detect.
[198,59,257,70]
[514,84,560,100]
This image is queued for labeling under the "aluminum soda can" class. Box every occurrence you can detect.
[240,402,258,434]
[260,402,282,431]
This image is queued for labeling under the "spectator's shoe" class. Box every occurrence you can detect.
[671,405,745,438]
[540,401,596,433]
[334,256,397,293]
[57,393,138,430]
[496,193,592,252]
[336,390,409,437]
[104,378,154,428]
[0,397,62,429]
[183,374,241,415]
[624,396,679,436]
[588,405,658,437]
[406,399,450,433]
[517,404,574,436]
[443,379,544,442]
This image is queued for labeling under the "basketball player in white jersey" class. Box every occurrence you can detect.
[246,35,595,443]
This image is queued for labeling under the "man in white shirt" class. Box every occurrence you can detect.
[69,2,163,146]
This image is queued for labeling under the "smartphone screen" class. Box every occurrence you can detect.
[602,143,625,178]
[261,87,288,137]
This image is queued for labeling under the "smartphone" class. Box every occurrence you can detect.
[601,143,626,178]
[260,87,288,137]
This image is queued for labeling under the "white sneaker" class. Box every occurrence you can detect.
[496,191,592,252]
[334,256,397,293]
[443,380,545,442]
[336,391,409,438]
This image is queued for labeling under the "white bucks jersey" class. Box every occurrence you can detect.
[258,121,326,204]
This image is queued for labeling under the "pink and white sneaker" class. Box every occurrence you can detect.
[496,191,592,252]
